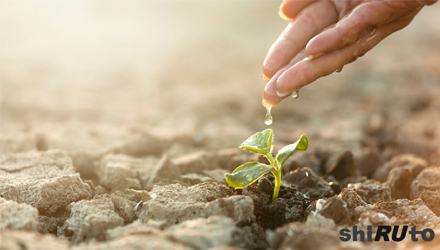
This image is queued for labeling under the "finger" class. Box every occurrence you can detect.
[305,0,423,57]
[276,17,414,95]
[262,50,307,108]
[263,1,338,79]
[279,0,316,20]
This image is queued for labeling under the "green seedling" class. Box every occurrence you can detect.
[224,129,308,202]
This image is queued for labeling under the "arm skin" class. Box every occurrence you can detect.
[262,0,438,107]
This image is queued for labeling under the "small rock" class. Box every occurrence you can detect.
[387,167,412,199]
[110,194,136,224]
[169,216,237,250]
[326,151,360,181]
[0,150,92,214]
[0,197,38,230]
[340,188,367,222]
[204,196,255,226]
[242,182,271,205]
[355,199,440,228]
[97,154,158,191]
[356,147,383,178]
[372,154,428,182]
[284,167,334,199]
[411,167,440,199]
[139,182,233,225]
[305,213,336,229]
[359,211,391,227]
[325,175,342,194]
[318,196,351,225]
[37,213,69,234]
[231,222,267,249]
[255,193,308,229]
[283,151,323,176]
[65,197,124,243]
[419,190,440,216]
[347,180,392,204]
[257,176,274,196]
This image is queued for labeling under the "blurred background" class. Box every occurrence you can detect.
[1,1,440,166]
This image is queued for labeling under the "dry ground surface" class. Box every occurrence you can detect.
[1,1,440,250]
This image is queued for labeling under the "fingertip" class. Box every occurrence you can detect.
[262,74,271,82]
[276,66,305,94]
[279,4,292,20]
[305,35,324,58]
[262,64,276,80]
[262,80,283,108]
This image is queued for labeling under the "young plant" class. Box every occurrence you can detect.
[224,129,308,202]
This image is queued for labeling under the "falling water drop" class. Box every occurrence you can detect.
[246,174,253,181]
[291,91,298,99]
[264,107,273,125]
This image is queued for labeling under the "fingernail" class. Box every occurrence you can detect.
[262,74,271,82]
[276,90,290,97]
[278,4,290,20]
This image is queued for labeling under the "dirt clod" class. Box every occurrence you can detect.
[64,197,125,243]
[347,179,392,204]
[373,154,428,183]
[411,166,440,199]
[284,167,334,200]
[0,197,38,231]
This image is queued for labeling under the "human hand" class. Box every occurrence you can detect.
[262,0,438,107]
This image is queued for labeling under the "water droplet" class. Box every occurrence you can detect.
[246,174,253,181]
[291,90,298,99]
[134,201,143,211]
[264,107,273,125]
[335,67,343,73]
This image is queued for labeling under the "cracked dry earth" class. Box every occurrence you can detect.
[2,1,440,250]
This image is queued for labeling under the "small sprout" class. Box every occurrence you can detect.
[224,129,308,202]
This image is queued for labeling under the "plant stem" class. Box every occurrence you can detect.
[266,154,275,166]
[272,169,281,202]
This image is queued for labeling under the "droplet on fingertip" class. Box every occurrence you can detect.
[291,90,298,99]
[262,74,271,82]
[335,67,343,73]
[303,55,314,61]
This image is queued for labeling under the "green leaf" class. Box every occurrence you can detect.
[239,129,274,156]
[224,162,275,189]
[276,134,308,167]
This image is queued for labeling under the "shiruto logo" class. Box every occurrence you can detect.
[339,225,435,242]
